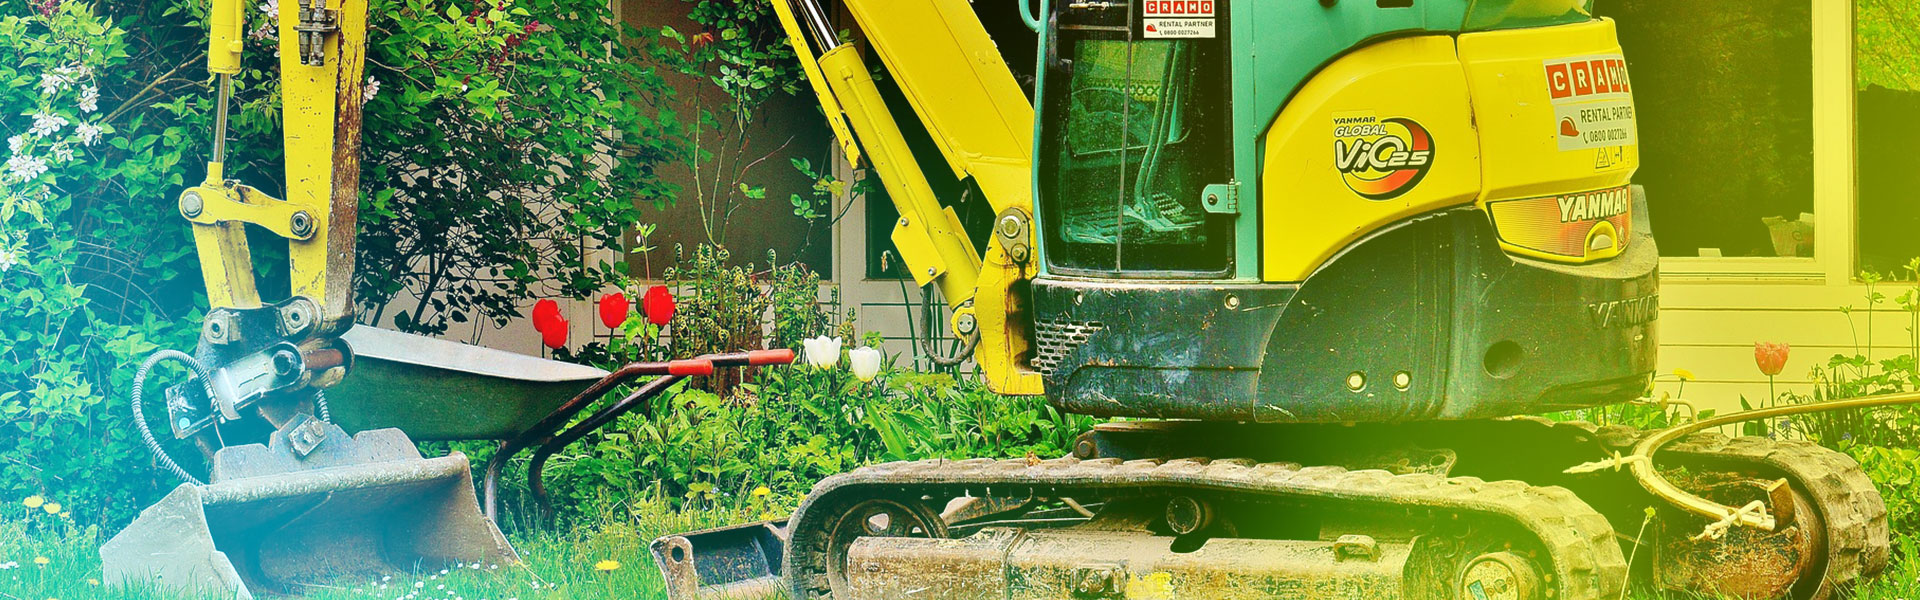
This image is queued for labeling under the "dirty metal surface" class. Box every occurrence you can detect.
[783,456,1625,600]
[102,426,517,598]
[652,520,790,600]
[1642,430,1887,600]
[326,325,607,441]
[848,529,1412,600]
[1651,474,1819,600]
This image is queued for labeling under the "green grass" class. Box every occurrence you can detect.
[0,502,753,600]
[2,508,1915,600]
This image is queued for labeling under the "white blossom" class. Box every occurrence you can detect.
[37,72,67,96]
[28,113,67,137]
[75,123,102,146]
[363,76,381,104]
[6,154,49,182]
[801,336,843,369]
[0,250,16,273]
[848,346,882,382]
[78,85,98,113]
[50,144,72,163]
[7,136,24,154]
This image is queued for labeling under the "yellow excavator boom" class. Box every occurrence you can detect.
[771,0,1044,394]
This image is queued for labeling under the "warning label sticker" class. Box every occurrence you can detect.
[1554,99,1636,152]
[1544,54,1637,152]
[1144,18,1215,39]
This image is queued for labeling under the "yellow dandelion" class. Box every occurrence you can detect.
[22,496,44,509]
[33,556,49,566]
[59,511,69,519]
[1672,368,1695,382]
[87,579,99,586]
[752,486,770,498]
[43,502,60,514]
[593,559,621,572]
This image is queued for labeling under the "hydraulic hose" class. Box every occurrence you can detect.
[131,350,216,486]
[1572,389,1920,535]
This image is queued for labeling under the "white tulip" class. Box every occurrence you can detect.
[802,335,842,369]
[848,346,882,382]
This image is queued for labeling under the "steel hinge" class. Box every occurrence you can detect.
[296,0,340,67]
[1201,181,1240,215]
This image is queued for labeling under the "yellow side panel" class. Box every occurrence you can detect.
[843,0,1033,210]
[1460,19,1638,200]
[1261,36,1482,282]
[1460,19,1641,264]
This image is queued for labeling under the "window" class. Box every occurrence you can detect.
[1601,1,1816,259]
[1856,1,1920,276]
[1038,5,1234,276]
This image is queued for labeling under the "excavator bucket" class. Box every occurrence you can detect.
[102,422,515,599]
[651,519,791,600]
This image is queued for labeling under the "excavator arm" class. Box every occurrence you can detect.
[171,0,366,435]
[771,0,1044,395]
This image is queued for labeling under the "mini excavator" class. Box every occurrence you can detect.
[652,1,1892,599]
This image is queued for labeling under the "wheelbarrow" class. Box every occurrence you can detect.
[102,325,790,598]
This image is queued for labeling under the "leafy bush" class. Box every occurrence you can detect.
[0,1,204,526]
[351,0,682,335]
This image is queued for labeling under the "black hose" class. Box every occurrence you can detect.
[919,285,979,367]
[131,350,215,486]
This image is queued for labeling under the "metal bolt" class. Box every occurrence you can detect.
[956,313,978,335]
[899,217,910,227]
[1206,193,1219,206]
[998,214,1023,237]
[177,417,192,431]
[1224,294,1240,310]
[180,191,204,218]
[927,267,937,277]
[1394,371,1412,390]
[1010,244,1031,263]
[290,211,315,237]
[1346,371,1367,392]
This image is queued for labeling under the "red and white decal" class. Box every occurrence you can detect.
[1544,54,1637,152]
[1544,55,1631,104]
[1143,1,1213,17]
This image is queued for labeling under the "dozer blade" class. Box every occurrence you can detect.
[651,519,790,600]
[103,422,515,599]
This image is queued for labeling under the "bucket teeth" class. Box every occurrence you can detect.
[103,425,516,598]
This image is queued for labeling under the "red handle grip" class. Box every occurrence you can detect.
[748,349,796,366]
[668,359,715,376]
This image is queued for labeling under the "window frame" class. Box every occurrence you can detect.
[1656,0,1855,285]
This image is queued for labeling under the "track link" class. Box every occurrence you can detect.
[784,455,1628,600]
[1502,417,1890,600]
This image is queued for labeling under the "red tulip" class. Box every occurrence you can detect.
[599,292,630,329]
[642,285,676,326]
[532,298,561,333]
[1755,342,1790,376]
[542,318,569,349]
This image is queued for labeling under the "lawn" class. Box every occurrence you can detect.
[3,506,1916,600]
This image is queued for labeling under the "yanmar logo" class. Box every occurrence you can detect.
[1143,1,1213,17]
[1546,55,1631,103]
[1589,294,1658,330]
[1557,187,1630,223]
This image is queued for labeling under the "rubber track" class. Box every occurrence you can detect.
[784,455,1629,600]
[1505,417,1890,600]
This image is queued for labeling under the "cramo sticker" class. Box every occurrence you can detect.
[1333,112,1434,200]
[1143,1,1214,17]
[1544,55,1637,152]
